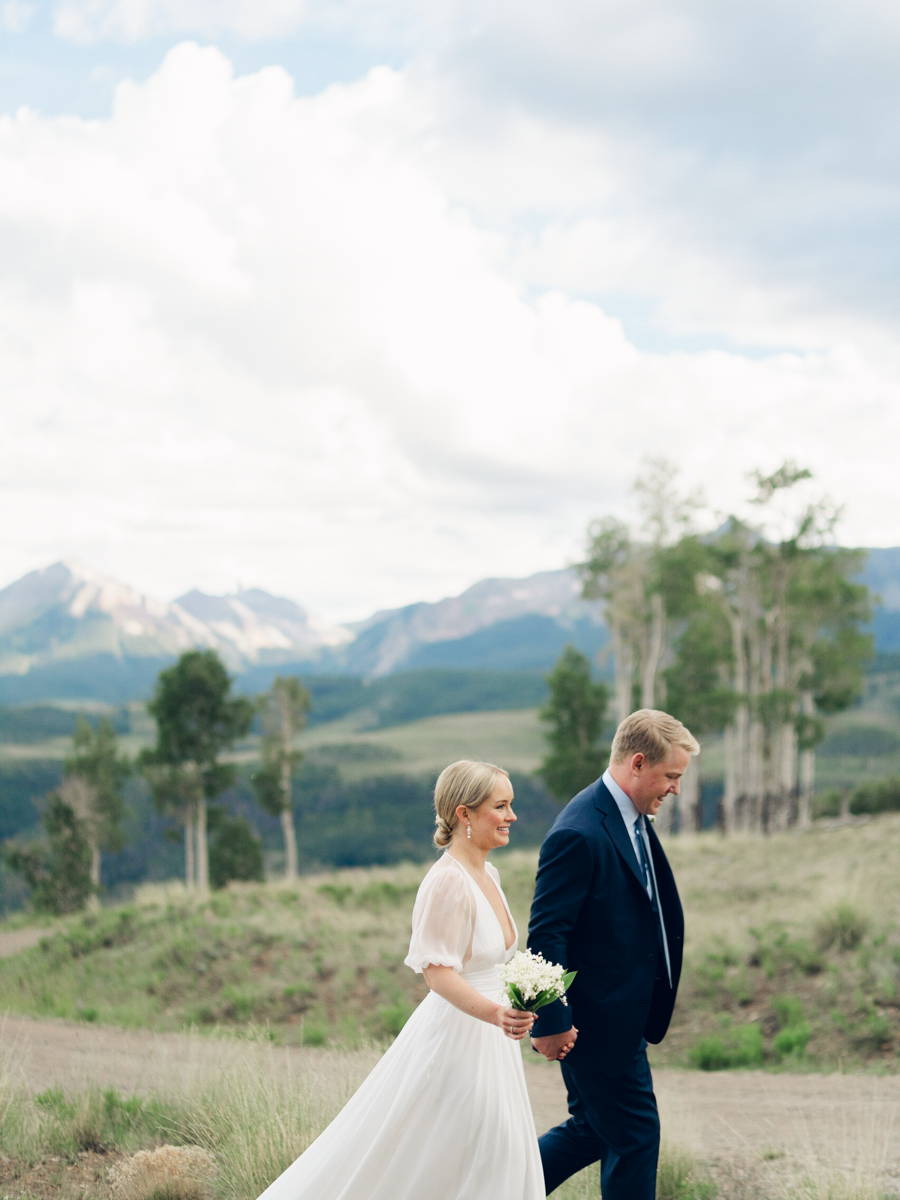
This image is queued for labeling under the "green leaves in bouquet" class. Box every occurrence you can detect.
[507,982,526,1009]
[507,970,577,1012]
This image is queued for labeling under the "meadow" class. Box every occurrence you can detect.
[2,1018,897,1200]
[2,679,900,1198]
[0,815,898,1198]
[1,816,897,1067]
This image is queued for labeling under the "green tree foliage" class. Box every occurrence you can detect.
[253,676,311,878]
[143,650,254,891]
[849,777,900,815]
[580,462,874,834]
[706,467,873,831]
[663,599,737,831]
[579,466,701,724]
[63,717,131,900]
[4,794,93,914]
[209,814,265,889]
[538,646,609,803]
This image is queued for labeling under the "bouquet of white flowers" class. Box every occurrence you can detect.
[498,949,576,1012]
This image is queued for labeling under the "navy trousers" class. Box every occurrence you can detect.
[538,1043,660,1199]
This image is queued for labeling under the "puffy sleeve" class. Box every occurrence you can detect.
[404,861,476,974]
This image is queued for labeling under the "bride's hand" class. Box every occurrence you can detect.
[495,1005,536,1040]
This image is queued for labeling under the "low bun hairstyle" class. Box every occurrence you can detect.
[432,760,509,848]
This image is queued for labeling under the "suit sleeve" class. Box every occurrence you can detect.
[527,826,593,1037]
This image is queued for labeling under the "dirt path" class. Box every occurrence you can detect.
[3,1015,898,1194]
[0,927,52,957]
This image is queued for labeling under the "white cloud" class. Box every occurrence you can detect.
[0,0,34,32]
[43,1,900,339]
[2,43,898,619]
[52,0,310,42]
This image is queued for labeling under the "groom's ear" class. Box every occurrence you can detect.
[631,753,646,772]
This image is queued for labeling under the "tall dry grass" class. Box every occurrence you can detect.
[0,1033,894,1200]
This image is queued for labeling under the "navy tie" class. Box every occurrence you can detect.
[635,816,672,988]
[634,817,652,897]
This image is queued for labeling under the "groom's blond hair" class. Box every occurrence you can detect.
[610,709,699,765]
[433,760,509,848]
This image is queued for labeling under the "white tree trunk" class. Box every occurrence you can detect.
[196,796,209,893]
[798,689,816,827]
[88,842,101,910]
[611,622,633,722]
[185,799,196,889]
[279,699,298,878]
[280,802,298,879]
[641,592,666,708]
[722,723,737,832]
[723,602,749,832]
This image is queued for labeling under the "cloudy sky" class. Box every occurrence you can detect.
[2,1,899,620]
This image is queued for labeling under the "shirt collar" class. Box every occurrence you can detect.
[602,767,642,831]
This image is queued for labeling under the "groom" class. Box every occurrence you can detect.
[528,708,699,1198]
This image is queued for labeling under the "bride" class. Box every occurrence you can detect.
[256,760,545,1200]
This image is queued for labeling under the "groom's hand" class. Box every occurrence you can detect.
[531,1028,578,1061]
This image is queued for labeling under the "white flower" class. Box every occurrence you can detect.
[499,949,576,1011]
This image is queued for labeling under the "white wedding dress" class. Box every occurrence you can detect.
[257,852,545,1200]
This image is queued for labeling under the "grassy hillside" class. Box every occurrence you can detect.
[0,814,897,1071]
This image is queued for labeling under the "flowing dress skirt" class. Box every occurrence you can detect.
[258,966,545,1200]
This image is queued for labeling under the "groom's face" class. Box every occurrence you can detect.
[627,747,691,816]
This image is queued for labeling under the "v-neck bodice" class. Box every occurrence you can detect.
[403,853,519,998]
[444,853,518,968]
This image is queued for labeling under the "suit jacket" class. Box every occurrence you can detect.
[528,777,684,1074]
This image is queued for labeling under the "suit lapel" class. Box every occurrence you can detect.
[646,820,673,889]
[594,781,647,893]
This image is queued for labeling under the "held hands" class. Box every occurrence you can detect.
[531,1027,578,1061]
[495,1005,536,1040]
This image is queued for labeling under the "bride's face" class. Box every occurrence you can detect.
[466,776,517,848]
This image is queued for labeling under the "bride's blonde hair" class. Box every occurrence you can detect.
[432,760,509,848]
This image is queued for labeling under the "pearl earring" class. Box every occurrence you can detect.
[466,823,472,840]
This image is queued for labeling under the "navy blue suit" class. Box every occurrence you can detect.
[528,777,684,1198]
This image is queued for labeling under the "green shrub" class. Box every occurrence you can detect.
[209,816,264,890]
[354,881,417,910]
[301,1022,327,1047]
[220,986,259,1022]
[772,1022,810,1059]
[24,1088,185,1159]
[377,1002,413,1037]
[748,925,824,976]
[656,1144,718,1199]
[850,1013,892,1053]
[3,795,94,915]
[771,994,805,1029]
[41,906,140,963]
[850,777,900,815]
[815,903,869,952]
[281,983,315,1013]
[812,789,843,818]
[316,883,354,906]
[687,1023,763,1070]
[35,1087,75,1118]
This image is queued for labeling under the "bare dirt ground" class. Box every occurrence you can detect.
[0,927,52,958]
[3,1013,898,1196]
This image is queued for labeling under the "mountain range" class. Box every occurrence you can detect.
[0,549,898,704]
